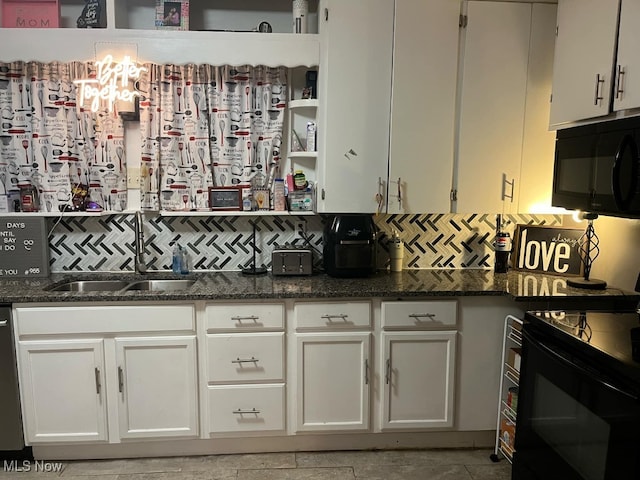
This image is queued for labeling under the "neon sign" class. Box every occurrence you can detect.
[74,54,147,112]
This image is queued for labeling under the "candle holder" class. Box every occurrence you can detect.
[566,212,607,290]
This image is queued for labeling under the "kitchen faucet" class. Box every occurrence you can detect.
[134,211,147,274]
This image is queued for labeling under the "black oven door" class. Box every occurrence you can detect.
[513,324,640,480]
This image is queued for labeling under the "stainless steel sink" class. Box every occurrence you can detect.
[47,280,131,292]
[124,279,196,292]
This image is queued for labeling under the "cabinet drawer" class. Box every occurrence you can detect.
[207,333,284,383]
[206,303,284,331]
[15,305,195,335]
[208,384,285,434]
[294,301,371,329]
[382,300,457,329]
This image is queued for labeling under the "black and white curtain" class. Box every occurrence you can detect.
[0,61,126,212]
[138,64,287,211]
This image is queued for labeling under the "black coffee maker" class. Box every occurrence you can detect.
[323,214,377,277]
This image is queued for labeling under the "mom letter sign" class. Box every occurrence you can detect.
[512,225,583,276]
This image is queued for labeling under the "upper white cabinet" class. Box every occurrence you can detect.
[387,0,461,214]
[548,0,624,127]
[315,0,394,213]
[614,0,640,112]
[454,1,557,213]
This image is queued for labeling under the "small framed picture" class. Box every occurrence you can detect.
[155,0,189,30]
[209,186,242,211]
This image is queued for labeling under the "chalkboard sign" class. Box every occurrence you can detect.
[512,225,584,276]
[0,217,49,278]
[209,187,242,211]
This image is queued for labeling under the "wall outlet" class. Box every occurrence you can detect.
[295,220,307,237]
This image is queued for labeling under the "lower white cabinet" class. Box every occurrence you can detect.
[18,339,108,443]
[380,331,456,430]
[115,336,198,439]
[204,302,286,436]
[14,304,198,445]
[295,332,371,432]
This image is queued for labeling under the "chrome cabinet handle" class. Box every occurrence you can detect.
[231,357,259,364]
[365,359,369,385]
[118,366,124,393]
[231,315,259,322]
[501,173,515,202]
[95,367,101,395]
[408,313,437,321]
[594,73,605,105]
[233,408,261,415]
[385,359,391,385]
[321,314,348,321]
[616,65,626,99]
[0,319,7,327]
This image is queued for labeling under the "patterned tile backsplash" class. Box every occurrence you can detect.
[47,213,563,273]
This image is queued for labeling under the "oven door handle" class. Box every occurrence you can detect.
[524,329,640,402]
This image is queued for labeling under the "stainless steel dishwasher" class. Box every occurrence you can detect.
[0,305,29,459]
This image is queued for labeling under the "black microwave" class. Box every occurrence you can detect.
[553,116,640,218]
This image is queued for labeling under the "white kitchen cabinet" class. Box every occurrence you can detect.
[315,0,394,213]
[14,304,198,445]
[454,1,556,214]
[115,336,198,439]
[613,0,640,112]
[18,339,108,444]
[387,0,461,214]
[295,332,371,432]
[379,300,457,430]
[548,0,620,127]
[381,331,456,430]
[204,302,286,435]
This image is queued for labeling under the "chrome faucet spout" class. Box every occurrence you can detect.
[134,211,147,274]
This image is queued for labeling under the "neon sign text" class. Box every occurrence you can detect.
[74,55,147,112]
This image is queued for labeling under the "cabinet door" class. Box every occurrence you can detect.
[115,336,198,439]
[316,0,394,213]
[455,1,531,213]
[549,0,619,126]
[613,0,640,112]
[18,339,107,443]
[296,332,371,432]
[518,3,558,214]
[381,331,456,430]
[387,0,460,213]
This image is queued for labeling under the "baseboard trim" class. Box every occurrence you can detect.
[32,431,495,460]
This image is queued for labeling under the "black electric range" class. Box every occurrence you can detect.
[525,309,640,390]
[515,310,640,480]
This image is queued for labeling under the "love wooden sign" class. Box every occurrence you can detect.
[512,225,584,276]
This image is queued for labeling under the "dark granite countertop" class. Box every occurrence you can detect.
[0,269,638,310]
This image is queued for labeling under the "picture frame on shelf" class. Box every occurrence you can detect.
[209,186,242,212]
[155,0,189,30]
[1,0,60,28]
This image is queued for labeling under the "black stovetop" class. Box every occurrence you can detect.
[525,310,640,383]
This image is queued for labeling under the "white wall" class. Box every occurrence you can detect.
[564,215,640,292]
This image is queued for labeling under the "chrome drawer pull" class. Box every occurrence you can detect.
[233,408,261,415]
[408,313,436,321]
[118,366,124,393]
[231,315,259,322]
[94,367,101,395]
[231,357,259,364]
[321,314,348,321]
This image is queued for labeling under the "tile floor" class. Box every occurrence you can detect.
[0,449,511,479]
